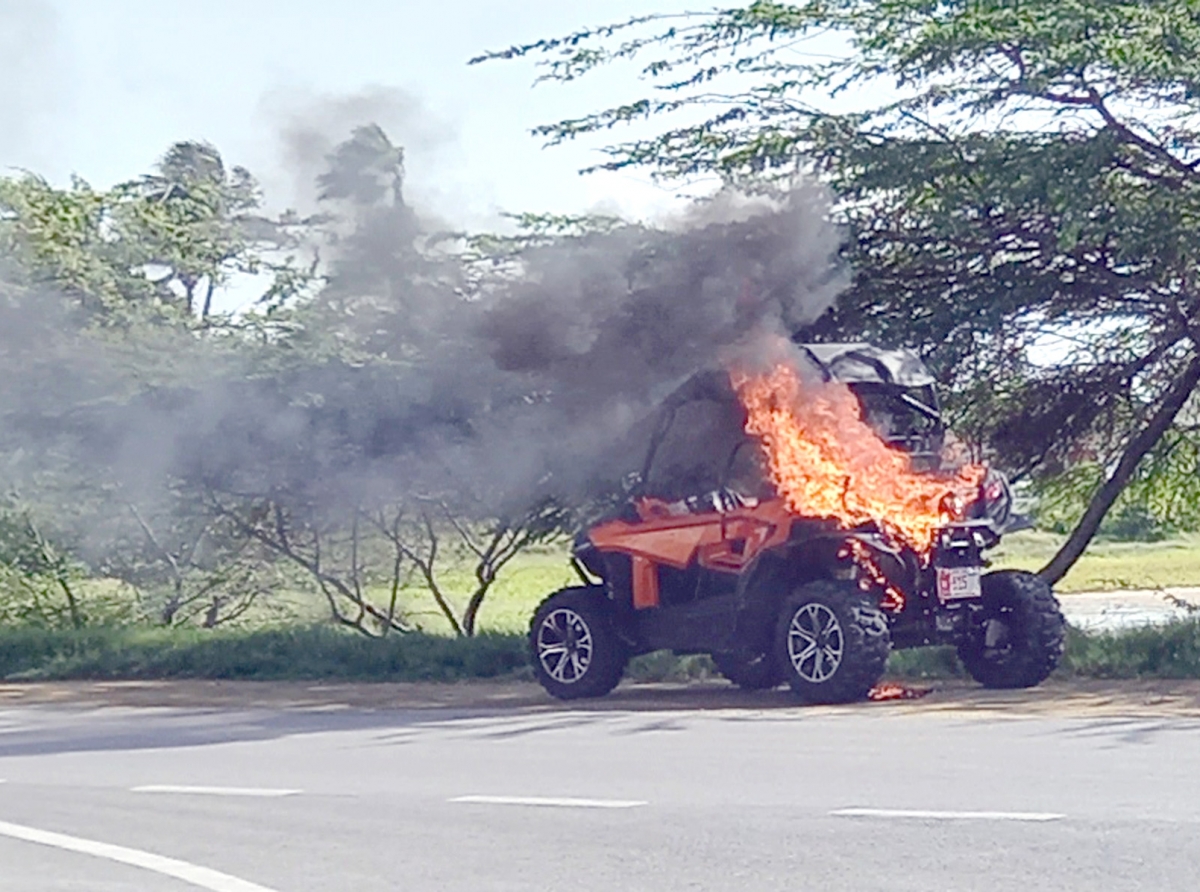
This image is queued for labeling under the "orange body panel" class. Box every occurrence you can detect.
[631,556,660,609]
[588,498,796,610]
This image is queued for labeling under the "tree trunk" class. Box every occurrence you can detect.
[56,577,83,629]
[1040,352,1200,584]
[201,277,216,320]
[461,585,491,637]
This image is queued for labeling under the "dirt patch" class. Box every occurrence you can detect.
[2,677,1199,718]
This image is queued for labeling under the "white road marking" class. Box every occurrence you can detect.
[831,808,1064,822]
[450,795,647,809]
[0,818,279,892]
[132,785,300,798]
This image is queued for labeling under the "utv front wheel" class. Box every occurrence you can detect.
[776,580,890,704]
[711,650,783,691]
[957,570,1065,689]
[530,587,627,700]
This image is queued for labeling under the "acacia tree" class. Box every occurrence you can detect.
[203,491,566,637]
[478,0,1200,581]
[0,141,310,324]
[185,126,572,636]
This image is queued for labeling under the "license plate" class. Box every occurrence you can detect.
[936,566,982,601]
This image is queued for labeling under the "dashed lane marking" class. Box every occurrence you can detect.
[831,808,1065,822]
[0,818,279,892]
[132,785,301,797]
[451,795,647,809]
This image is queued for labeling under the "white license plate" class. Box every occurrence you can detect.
[936,566,982,601]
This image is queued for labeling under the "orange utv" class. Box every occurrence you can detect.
[529,344,1066,704]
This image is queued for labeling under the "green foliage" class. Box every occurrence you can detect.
[0,174,136,317]
[886,646,969,680]
[0,625,529,682]
[1,127,559,637]
[1034,428,1200,539]
[887,619,1200,680]
[0,564,74,628]
[0,141,310,324]
[1100,505,1168,542]
[626,650,719,682]
[113,141,266,319]
[3,621,1199,682]
[1059,619,1200,679]
[0,504,85,628]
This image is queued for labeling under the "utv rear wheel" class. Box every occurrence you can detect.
[775,580,890,704]
[711,650,783,691]
[957,570,1065,689]
[530,587,627,700]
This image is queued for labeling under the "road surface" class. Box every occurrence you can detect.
[2,686,1199,891]
[1059,588,1197,631]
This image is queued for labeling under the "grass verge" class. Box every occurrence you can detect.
[886,619,1200,680]
[2,618,1198,684]
[0,626,529,683]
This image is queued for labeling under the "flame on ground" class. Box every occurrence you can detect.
[867,682,933,701]
[731,362,984,555]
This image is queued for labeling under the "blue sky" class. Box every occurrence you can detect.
[1,0,699,227]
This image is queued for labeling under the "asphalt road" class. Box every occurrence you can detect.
[1,697,1199,891]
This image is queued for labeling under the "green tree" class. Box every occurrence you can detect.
[0,173,138,318]
[0,501,84,628]
[115,141,266,320]
[478,0,1200,581]
[1,141,309,324]
[187,126,570,636]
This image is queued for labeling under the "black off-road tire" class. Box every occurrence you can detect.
[529,587,627,700]
[775,580,891,704]
[711,650,784,691]
[957,570,1066,689]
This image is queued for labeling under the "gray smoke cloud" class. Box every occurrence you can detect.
[259,85,457,220]
[462,184,847,506]
[0,111,847,552]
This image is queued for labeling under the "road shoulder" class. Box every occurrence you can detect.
[2,677,1199,718]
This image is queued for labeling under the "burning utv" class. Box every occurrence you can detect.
[529,343,1067,704]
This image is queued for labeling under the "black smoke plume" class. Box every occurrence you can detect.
[1,125,846,539]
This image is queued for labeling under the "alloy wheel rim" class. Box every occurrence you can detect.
[536,607,594,684]
[788,602,844,683]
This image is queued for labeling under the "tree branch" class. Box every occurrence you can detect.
[1041,349,1200,583]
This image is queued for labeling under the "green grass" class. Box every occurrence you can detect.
[886,619,1200,681]
[7,529,1200,686]
[0,625,528,682]
[1057,619,1200,678]
[413,548,578,635]
[2,618,1199,682]
[886,645,971,679]
[990,531,1200,592]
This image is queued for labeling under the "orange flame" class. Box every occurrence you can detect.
[732,362,983,555]
[841,539,907,611]
[867,682,932,701]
